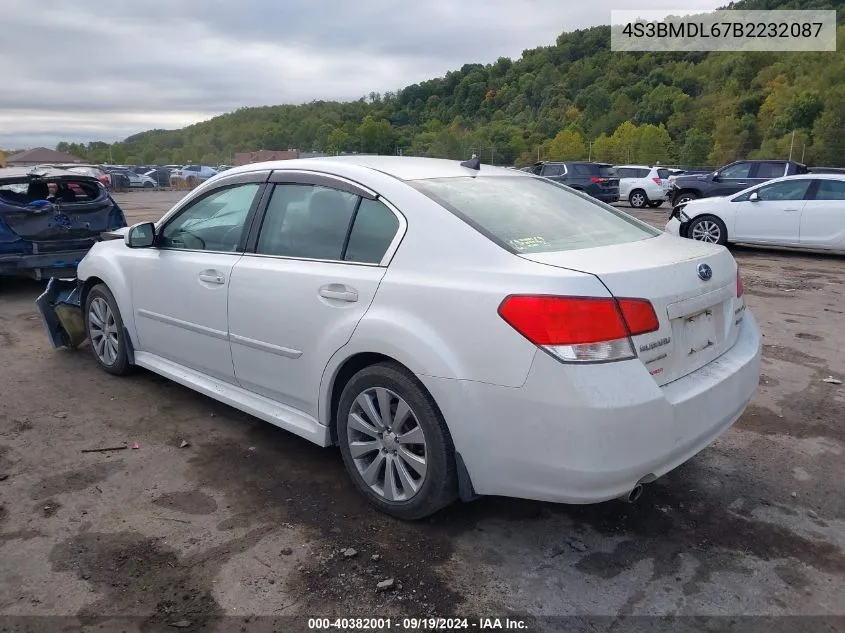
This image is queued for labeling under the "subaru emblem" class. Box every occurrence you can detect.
[697,263,713,281]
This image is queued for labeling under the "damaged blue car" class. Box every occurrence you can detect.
[0,166,127,280]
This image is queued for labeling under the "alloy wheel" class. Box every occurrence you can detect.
[691,220,721,243]
[631,192,646,208]
[88,297,119,365]
[346,387,428,502]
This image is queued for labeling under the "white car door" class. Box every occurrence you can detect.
[800,179,845,248]
[732,179,811,245]
[130,173,267,382]
[228,174,404,418]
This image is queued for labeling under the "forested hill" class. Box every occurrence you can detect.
[58,0,845,167]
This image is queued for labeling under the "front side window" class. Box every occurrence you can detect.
[813,179,845,201]
[719,162,753,179]
[755,179,811,202]
[410,176,659,254]
[160,183,259,251]
[256,184,358,260]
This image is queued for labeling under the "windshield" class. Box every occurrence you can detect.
[410,176,659,254]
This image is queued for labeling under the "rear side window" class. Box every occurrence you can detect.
[542,164,564,177]
[813,179,845,200]
[344,199,400,264]
[756,162,787,179]
[616,168,632,178]
[256,184,358,260]
[410,176,659,254]
[656,168,670,179]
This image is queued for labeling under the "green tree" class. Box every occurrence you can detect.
[678,128,712,166]
[545,129,587,160]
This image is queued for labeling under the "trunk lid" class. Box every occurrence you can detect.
[521,234,742,386]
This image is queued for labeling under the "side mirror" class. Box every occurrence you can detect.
[711,172,720,182]
[748,192,760,202]
[125,222,156,248]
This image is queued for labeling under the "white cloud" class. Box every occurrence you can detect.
[0,0,723,148]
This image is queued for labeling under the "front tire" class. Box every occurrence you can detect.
[674,191,699,205]
[629,189,649,209]
[687,214,728,245]
[84,284,133,376]
[337,362,457,520]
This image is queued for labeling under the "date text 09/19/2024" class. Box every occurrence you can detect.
[307,617,529,630]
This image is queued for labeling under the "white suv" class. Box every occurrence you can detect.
[616,165,671,209]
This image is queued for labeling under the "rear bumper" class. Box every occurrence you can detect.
[0,248,90,277]
[421,312,762,504]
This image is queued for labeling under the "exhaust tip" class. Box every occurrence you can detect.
[625,484,644,504]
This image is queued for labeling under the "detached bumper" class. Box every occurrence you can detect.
[36,277,86,348]
[0,249,90,279]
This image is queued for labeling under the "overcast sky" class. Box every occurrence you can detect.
[0,0,723,149]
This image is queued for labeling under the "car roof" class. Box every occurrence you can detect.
[777,173,845,181]
[615,165,655,169]
[0,166,99,182]
[222,156,525,181]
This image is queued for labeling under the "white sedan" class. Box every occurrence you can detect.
[38,156,761,519]
[666,173,845,250]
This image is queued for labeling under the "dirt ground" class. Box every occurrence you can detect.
[0,190,844,631]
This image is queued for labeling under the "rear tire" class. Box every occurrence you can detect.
[337,362,457,520]
[143,182,154,189]
[629,189,649,209]
[687,214,728,245]
[84,284,133,376]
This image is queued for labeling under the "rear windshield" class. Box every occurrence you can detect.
[409,176,659,254]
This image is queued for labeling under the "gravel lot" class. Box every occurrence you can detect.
[1,190,844,630]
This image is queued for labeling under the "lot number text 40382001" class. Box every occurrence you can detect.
[307,617,529,630]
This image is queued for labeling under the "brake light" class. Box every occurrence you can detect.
[590,177,609,184]
[498,295,659,362]
[737,270,744,298]
[652,178,662,185]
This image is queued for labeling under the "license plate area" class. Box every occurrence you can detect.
[682,308,718,356]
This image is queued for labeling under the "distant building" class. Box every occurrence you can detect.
[6,147,85,166]
[234,149,299,166]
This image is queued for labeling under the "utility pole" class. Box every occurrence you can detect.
[801,144,806,163]
[588,141,592,161]
[491,148,495,166]
[788,130,795,161]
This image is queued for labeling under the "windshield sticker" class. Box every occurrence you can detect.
[508,235,549,251]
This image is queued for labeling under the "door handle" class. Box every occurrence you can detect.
[736,182,747,185]
[319,284,358,302]
[784,209,800,213]
[198,270,225,284]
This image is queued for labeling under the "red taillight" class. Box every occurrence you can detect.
[498,295,659,362]
[617,298,660,335]
[652,177,662,185]
[590,177,609,184]
[737,271,744,298]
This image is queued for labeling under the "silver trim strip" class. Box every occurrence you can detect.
[136,309,229,340]
[229,333,302,359]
